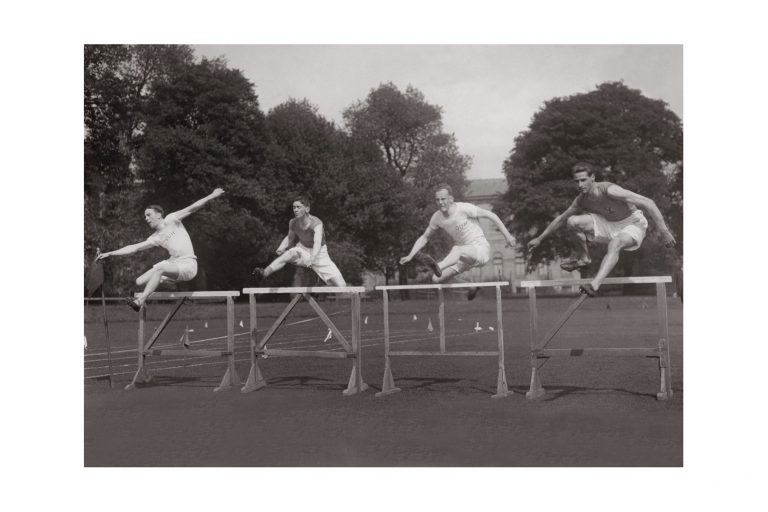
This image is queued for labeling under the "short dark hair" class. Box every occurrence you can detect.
[293,196,311,208]
[146,205,164,217]
[572,162,596,176]
[434,183,453,196]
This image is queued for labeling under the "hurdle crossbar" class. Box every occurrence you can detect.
[125,291,241,393]
[375,281,509,291]
[134,291,241,298]
[523,276,673,401]
[242,286,366,294]
[240,286,369,396]
[535,347,660,357]
[374,281,512,399]
[518,276,672,288]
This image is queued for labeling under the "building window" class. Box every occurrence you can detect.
[492,252,504,280]
[515,258,526,277]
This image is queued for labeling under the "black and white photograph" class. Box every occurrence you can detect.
[83,43,685,468]
[6,1,767,511]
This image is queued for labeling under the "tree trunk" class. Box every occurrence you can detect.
[398,265,410,300]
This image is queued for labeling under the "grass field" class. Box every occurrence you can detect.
[84,291,683,466]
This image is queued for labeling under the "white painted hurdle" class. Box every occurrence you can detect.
[520,276,673,400]
[240,286,369,396]
[374,282,512,398]
[126,291,241,392]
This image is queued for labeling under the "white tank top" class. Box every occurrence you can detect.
[147,213,196,259]
[429,202,487,245]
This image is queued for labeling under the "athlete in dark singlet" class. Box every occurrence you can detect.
[251,196,346,286]
[528,162,676,296]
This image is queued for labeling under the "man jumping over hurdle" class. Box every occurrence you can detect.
[97,188,225,311]
[400,183,516,300]
[527,162,676,297]
[251,196,347,287]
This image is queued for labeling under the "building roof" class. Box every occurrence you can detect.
[465,178,507,200]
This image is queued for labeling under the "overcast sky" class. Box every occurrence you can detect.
[193,44,682,181]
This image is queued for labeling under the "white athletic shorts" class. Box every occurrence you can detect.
[155,256,198,283]
[589,210,648,251]
[446,240,491,274]
[285,243,343,284]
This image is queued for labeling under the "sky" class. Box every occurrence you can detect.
[193,45,682,180]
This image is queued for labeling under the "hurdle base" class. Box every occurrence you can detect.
[124,367,152,391]
[376,362,400,398]
[342,382,369,396]
[375,387,402,397]
[525,388,547,400]
[491,368,513,399]
[656,365,673,401]
[342,360,368,396]
[213,366,241,393]
[241,363,268,393]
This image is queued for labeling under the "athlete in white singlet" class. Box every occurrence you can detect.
[527,162,676,296]
[400,183,516,298]
[251,196,346,287]
[97,188,225,311]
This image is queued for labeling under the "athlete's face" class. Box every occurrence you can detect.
[435,189,454,212]
[292,201,309,217]
[573,171,595,195]
[144,208,163,229]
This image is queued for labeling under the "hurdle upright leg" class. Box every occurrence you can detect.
[125,305,151,391]
[526,287,545,399]
[214,296,241,392]
[492,285,512,398]
[242,293,267,393]
[376,290,400,396]
[656,283,673,400]
[438,288,446,353]
[344,292,369,395]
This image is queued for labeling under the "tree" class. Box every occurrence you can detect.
[84,45,195,196]
[496,81,683,278]
[344,83,442,178]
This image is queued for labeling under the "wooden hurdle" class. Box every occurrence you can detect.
[520,276,673,401]
[125,291,241,392]
[374,282,512,398]
[240,286,369,396]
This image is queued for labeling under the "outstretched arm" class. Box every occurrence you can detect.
[606,185,676,247]
[275,227,297,255]
[172,188,225,221]
[528,200,580,250]
[476,208,517,247]
[399,225,436,265]
[97,239,155,260]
